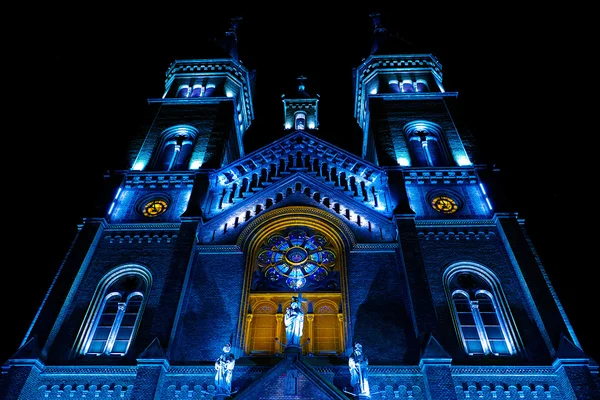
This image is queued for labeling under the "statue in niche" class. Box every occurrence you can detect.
[214,343,235,394]
[284,293,306,347]
[349,342,370,396]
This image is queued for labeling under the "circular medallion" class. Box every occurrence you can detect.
[142,199,168,217]
[285,247,308,265]
[431,195,458,214]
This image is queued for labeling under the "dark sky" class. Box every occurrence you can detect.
[5,6,596,365]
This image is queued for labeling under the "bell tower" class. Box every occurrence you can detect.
[353,13,470,169]
[282,75,319,131]
[131,17,255,172]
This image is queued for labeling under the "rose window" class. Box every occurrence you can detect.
[257,229,336,290]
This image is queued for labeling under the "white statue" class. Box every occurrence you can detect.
[284,294,306,347]
[214,343,235,394]
[349,342,370,396]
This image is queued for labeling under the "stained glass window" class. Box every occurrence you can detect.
[256,229,336,290]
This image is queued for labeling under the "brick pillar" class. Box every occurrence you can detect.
[419,335,457,400]
[553,358,600,399]
[132,360,169,400]
[553,334,600,399]
[0,359,44,400]
[0,336,45,399]
[132,338,169,400]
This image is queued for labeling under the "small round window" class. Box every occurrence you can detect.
[431,195,459,214]
[142,199,168,218]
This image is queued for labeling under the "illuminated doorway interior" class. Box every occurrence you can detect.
[244,224,346,356]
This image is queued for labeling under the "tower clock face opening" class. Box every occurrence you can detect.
[431,195,458,214]
[142,199,169,217]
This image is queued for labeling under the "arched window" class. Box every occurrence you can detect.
[190,84,204,97]
[388,79,400,93]
[402,79,414,93]
[444,264,519,356]
[152,125,198,171]
[415,79,429,92]
[404,121,449,167]
[247,301,278,356]
[295,112,306,130]
[244,220,346,357]
[176,85,190,98]
[73,265,152,357]
[312,300,342,355]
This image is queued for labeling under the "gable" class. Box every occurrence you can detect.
[199,132,395,244]
[197,173,397,245]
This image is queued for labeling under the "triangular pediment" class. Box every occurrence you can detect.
[8,336,41,362]
[137,337,167,361]
[199,171,397,245]
[420,335,452,363]
[200,132,395,244]
[235,353,348,399]
[555,333,589,361]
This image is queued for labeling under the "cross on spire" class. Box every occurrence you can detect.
[297,75,307,91]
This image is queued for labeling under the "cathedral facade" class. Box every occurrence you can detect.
[2,15,598,400]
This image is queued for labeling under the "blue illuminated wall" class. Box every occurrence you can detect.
[1,15,598,400]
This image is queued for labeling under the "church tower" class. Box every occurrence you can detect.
[2,14,598,400]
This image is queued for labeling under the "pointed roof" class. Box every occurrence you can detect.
[7,336,41,362]
[137,337,169,368]
[293,75,314,99]
[218,16,242,60]
[368,12,422,56]
[555,333,589,361]
[419,335,452,366]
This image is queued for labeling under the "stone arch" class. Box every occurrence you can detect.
[236,206,356,356]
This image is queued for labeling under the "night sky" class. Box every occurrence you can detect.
[5,6,596,365]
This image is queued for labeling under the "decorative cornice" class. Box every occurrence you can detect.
[451,365,556,375]
[42,366,137,375]
[418,229,496,241]
[356,54,443,77]
[123,172,196,189]
[369,92,458,99]
[166,59,249,81]
[404,169,478,185]
[105,223,182,231]
[351,243,399,252]
[415,219,496,227]
[167,365,270,375]
[197,245,243,253]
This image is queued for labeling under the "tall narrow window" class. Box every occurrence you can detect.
[73,265,152,357]
[151,126,198,171]
[248,302,278,355]
[295,112,306,130]
[415,79,429,92]
[388,79,400,93]
[444,264,519,357]
[404,122,449,167]
[402,79,414,93]
[312,301,341,355]
[176,85,190,98]
[87,292,144,355]
[190,84,204,97]
[204,83,216,97]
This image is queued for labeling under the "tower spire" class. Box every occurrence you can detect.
[369,12,389,55]
[282,76,319,131]
[224,16,242,60]
[297,75,308,94]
